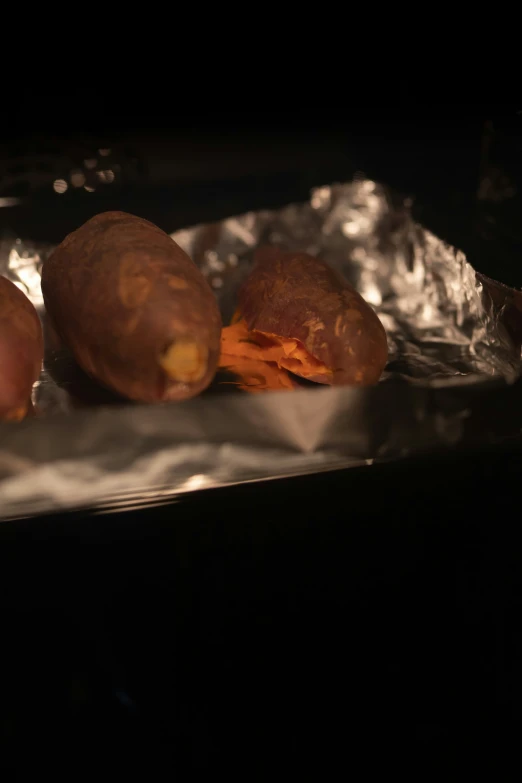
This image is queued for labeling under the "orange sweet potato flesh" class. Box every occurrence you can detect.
[41,212,222,403]
[219,247,388,390]
[0,277,43,420]
[219,319,300,392]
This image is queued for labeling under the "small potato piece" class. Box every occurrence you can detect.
[235,247,388,386]
[0,277,43,420]
[41,211,222,402]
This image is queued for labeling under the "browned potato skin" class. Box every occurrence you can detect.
[41,211,222,403]
[239,247,388,386]
[0,277,43,420]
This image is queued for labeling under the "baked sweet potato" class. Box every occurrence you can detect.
[219,247,387,390]
[0,277,43,421]
[41,211,222,403]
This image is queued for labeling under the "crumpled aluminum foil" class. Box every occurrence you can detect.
[0,180,521,521]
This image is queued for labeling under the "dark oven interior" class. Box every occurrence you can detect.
[1,108,521,776]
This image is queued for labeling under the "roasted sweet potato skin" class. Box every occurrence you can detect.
[41,211,222,403]
[238,247,388,385]
[0,277,43,420]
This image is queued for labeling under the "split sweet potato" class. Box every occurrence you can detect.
[41,211,222,403]
[0,277,43,420]
[220,247,387,391]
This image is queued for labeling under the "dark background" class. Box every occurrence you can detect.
[1,104,521,776]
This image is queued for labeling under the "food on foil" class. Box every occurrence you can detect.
[41,211,222,403]
[219,247,388,392]
[0,277,43,421]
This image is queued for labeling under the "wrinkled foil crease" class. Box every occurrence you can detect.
[0,180,520,520]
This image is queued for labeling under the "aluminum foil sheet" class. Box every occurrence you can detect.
[1,180,521,521]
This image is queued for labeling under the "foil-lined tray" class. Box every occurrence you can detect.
[1,180,521,521]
